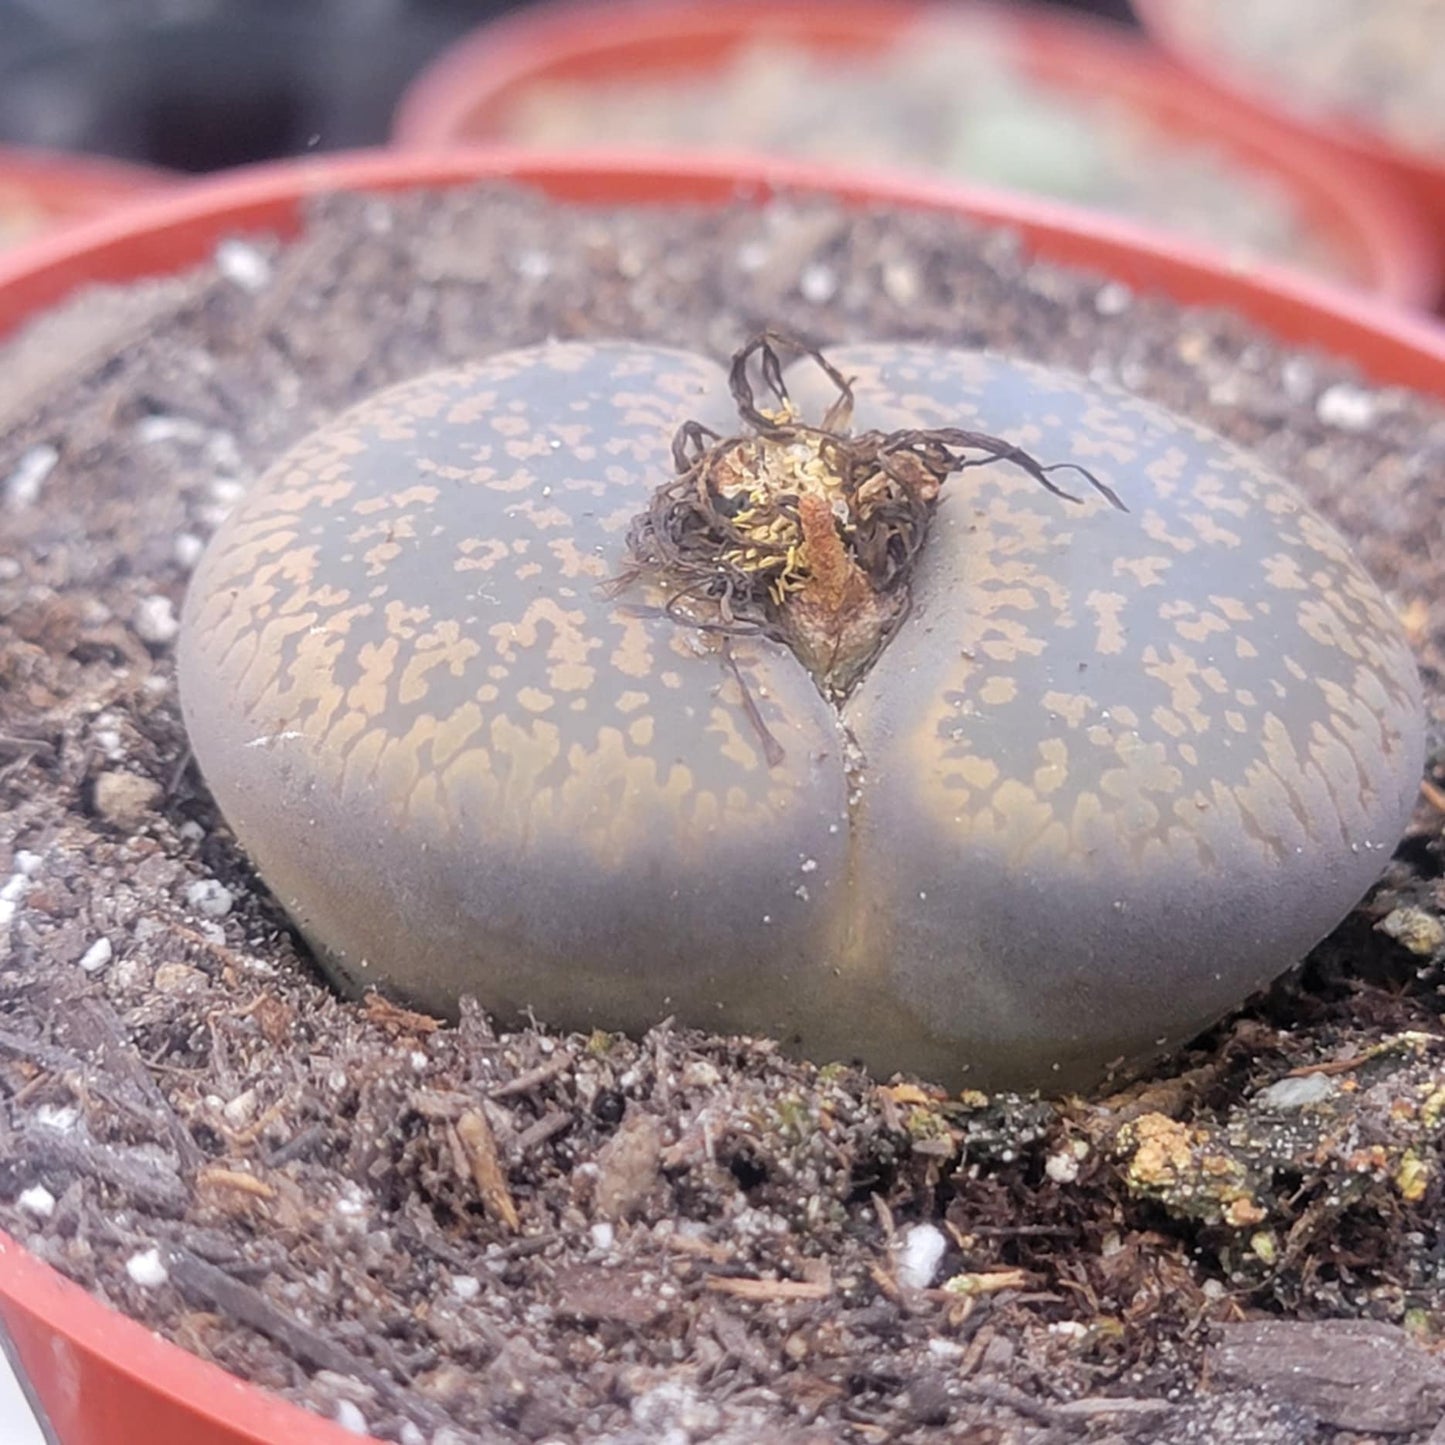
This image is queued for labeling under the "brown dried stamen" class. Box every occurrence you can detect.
[624,332,1123,701]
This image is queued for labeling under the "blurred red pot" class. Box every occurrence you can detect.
[390,0,1440,306]
[1134,0,1445,278]
[0,145,172,251]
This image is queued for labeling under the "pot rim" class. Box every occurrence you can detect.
[2,141,1445,1445]
[2,145,1443,387]
[0,143,174,212]
[0,1231,362,1443]
[388,0,1440,307]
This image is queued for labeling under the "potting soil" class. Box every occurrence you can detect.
[0,184,1443,1444]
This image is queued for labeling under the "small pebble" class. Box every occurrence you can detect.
[208,477,246,508]
[1280,356,1316,402]
[0,871,30,929]
[589,1221,616,1252]
[214,238,273,292]
[153,961,206,993]
[980,1334,1016,1371]
[680,1060,721,1089]
[398,1426,426,1445]
[109,955,151,992]
[93,770,163,830]
[895,1222,948,1290]
[133,594,181,647]
[1258,1072,1337,1110]
[513,248,552,282]
[125,1248,169,1288]
[334,1184,369,1218]
[16,1186,55,1218]
[736,240,769,272]
[173,532,206,571]
[1094,280,1133,315]
[204,432,244,478]
[798,261,838,303]
[334,1400,369,1435]
[185,878,234,918]
[34,1105,79,1133]
[450,1274,482,1301]
[1376,905,1445,957]
[1316,382,1378,431]
[221,1089,257,1126]
[3,444,59,511]
[882,259,921,305]
[593,1113,663,1221]
[77,937,113,974]
[136,415,209,447]
[1044,1149,1080,1184]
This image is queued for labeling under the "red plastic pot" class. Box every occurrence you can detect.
[0,146,172,249]
[390,0,1439,308]
[2,145,1445,1443]
[1134,0,1445,264]
[0,1235,358,1445]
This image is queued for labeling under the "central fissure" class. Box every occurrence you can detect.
[623,332,1124,705]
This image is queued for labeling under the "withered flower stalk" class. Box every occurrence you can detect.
[624,331,1123,700]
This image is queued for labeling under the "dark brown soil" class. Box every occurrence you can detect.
[0,184,1443,1445]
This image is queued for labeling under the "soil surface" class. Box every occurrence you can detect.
[1,183,1443,1445]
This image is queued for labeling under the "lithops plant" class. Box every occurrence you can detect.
[178,336,1423,1092]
